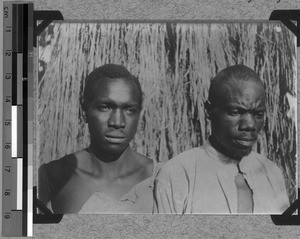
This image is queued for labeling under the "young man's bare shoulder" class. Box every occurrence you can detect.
[41,149,89,177]
[47,149,83,165]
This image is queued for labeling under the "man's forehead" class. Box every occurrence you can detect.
[225,75,262,86]
[92,78,140,102]
[220,77,264,93]
[94,77,131,86]
[216,78,265,104]
[93,77,136,93]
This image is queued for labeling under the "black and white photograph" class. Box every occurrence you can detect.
[37,21,297,214]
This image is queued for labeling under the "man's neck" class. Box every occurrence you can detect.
[87,145,137,179]
[208,135,243,161]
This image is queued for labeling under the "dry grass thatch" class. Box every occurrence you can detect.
[37,22,297,203]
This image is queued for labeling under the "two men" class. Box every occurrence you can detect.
[154,65,290,214]
[38,64,157,213]
[39,64,290,214]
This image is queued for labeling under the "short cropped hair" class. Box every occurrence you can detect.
[81,64,143,112]
[208,65,263,107]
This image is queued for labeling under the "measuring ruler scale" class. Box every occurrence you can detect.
[2,2,33,237]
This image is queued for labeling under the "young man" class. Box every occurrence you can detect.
[38,64,157,214]
[154,65,290,214]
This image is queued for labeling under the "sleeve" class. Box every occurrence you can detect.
[254,155,291,213]
[268,163,290,212]
[153,162,190,214]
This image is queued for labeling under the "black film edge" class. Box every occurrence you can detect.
[271,189,300,225]
[33,10,64,47]
[269,9,299,226]
[33,186,63,224]
[32,8,299,224]
[269,10,300,47]
[33,9,64,224]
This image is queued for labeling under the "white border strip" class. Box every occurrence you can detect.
[16,157,23,210]
[11,106,17,157]
[27,166,33,237]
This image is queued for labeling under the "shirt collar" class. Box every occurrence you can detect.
[204,139,240,166]
[204,139,261,176]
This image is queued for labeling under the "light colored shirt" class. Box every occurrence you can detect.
[154,140,290,214]
[38,151,160,214]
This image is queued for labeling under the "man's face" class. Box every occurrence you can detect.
[210,79,266,158]
[85,78,141,156]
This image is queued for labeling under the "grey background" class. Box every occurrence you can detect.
[1,0,300,238]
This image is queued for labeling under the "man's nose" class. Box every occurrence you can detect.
[108,109,126,128]
[239,113,256,131]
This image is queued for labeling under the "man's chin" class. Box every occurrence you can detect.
[105,144,128,154]
[232,147,253,158]
[231,140,256,157]
[90,141,129,156]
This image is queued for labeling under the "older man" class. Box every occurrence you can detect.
[38,64,159,214]
[154,65,289,214]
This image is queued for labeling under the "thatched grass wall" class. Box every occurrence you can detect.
[37,22,297,203]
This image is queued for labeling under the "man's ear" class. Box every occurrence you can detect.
[204,100,212,120]
[82,111,88,123]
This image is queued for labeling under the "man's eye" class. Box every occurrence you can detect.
[97,105,111,111]
[124,108,137,114]
[255,111,265,119]
[228,110,239,116]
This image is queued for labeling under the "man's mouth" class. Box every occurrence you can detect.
[105,134,126,144]
[234,138,256,148]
